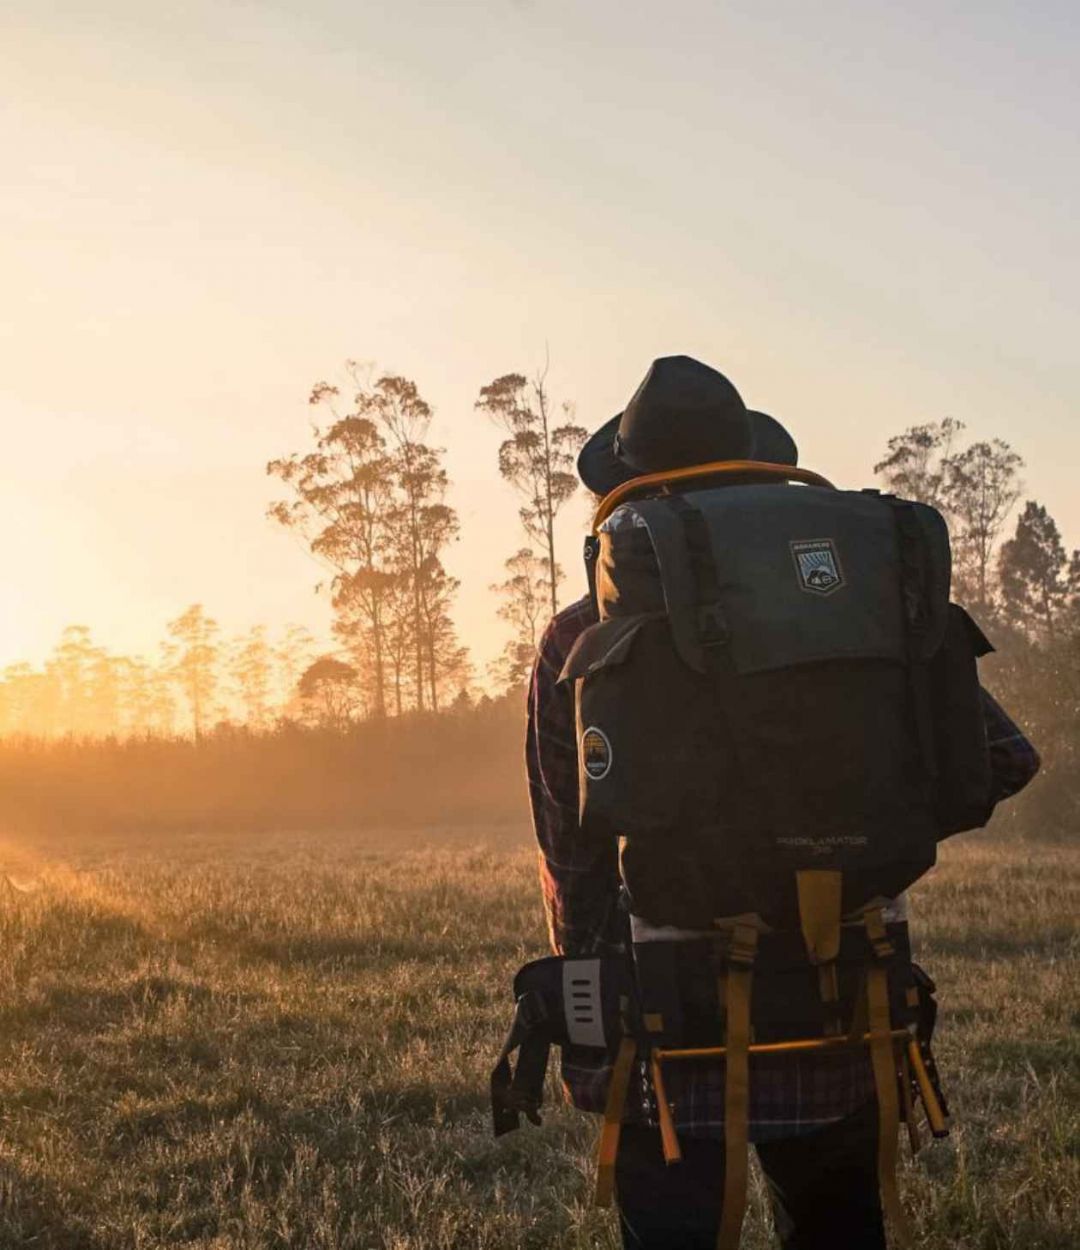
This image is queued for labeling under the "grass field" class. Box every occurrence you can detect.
[0,824,1075,1249]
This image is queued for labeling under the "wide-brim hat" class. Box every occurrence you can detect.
[577,355,798,497]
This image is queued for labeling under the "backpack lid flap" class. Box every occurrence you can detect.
[558,614,652,683]
[645,485,947,675]
[954,604,994,657]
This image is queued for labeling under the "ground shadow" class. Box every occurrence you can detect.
[968,1035,1080,1079]
[0,973,218,1038]
[0,1157,111,1250]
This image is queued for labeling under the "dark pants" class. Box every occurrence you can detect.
[616,1102,885,1250]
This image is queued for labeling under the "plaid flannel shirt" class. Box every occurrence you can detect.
[526,595,1040,1141]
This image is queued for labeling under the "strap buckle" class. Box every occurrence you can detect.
[697,602,729,647]
[516,989,548,1030]
[863,908,896,963]
[727,923,759,968]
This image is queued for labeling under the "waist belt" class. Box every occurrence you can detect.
[491,954,632,1137]
[493,905,950,1249]
[631,894,910,944]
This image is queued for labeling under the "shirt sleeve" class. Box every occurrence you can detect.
[981,687,1041,803]
[526,607,621,957]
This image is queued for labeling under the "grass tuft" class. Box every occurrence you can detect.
[0,826,1075,1248]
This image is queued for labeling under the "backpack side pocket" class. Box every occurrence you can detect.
[560,613,720,836]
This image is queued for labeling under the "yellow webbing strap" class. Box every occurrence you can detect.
[900,1048,921,1156]
[716,922,758,1250]
[847,971,869,1042]
[907,1036,949,1138]
[595,1035,637,1209]
[864,910,911,1247]
[817,963,840,1028]
[797,870,843,1036]
[864,906,896,962]
[650,1053,683,1164]
[796,870,843,964]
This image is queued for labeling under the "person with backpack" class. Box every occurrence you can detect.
[493,355,1039,1250]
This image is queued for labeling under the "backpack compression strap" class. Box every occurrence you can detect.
[716,920,760,1250]
[864,906,912,1248]
[796,869,844,1036]
[490,988,551,1136]
[594,1035,639,1207]
[886,498,937,777]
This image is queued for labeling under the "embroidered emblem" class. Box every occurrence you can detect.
[790,539,845,596]
[581,727,613,780]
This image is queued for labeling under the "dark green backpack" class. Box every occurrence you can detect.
[560,481,994,929]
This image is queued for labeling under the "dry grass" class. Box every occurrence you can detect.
[0,825,1075,1249]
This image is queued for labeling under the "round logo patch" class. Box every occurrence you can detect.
[582,726,613,781]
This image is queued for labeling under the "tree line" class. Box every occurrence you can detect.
[0,615,318,741]
[1,361,585,739]
[2,367,1077,843]
[875,418,1078,835]
[874,416,1080,640]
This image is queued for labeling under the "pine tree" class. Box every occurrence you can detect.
[269,383,397,718]
[297,656,362,729]
[998,501,1074,643]
[269,364,465,718]
[876,420,1023,616]
[945,439,1024,614]
[873,418,964,510]
[476,365,586,617]
[490,548,554,691]
[229,626,276,729]
[166,605,221,739]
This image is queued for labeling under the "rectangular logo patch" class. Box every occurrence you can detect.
[790,539,844,596]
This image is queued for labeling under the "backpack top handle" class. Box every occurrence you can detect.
[591,460,837,533]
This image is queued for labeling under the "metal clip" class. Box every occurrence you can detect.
[697,603,730,647]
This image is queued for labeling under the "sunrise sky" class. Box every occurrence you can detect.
[3,1,1078,677]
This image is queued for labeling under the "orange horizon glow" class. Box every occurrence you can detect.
[3,2,1077,683]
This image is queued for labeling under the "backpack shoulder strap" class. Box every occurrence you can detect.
[583,534,601,616]
[886,497,938,776]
